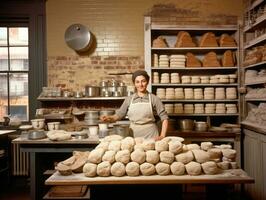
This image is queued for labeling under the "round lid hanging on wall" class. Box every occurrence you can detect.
[64,24,92,52]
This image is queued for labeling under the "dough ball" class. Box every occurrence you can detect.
[102,135,123,142]
[155,162,170,175]
[155,140,168,152]
[200,142,213,151]
[201,161,218,175]
[160,151,175,164]
[95,141,109,151]
[102,150,116,164]
[146,150,159,164]
[111,162,126,177]
[175,151,194,164]
[222,149,236,159]
[115,150,131,164]
[134,137,144,144]
[182,144,189,152]
[208,148,222,160]
[220,144,232,149]
[217,161,230,170]
[134,144,144,151]
[192,149,210,163]
[126,162,140,176]
[131,149,146,164]
[108,140,121,152]
[222,157,235,162]
[187,144,200,151]
[83,163,97,177]
[185,161,202,176]
[169,140,183,155]
[97,161,111,177]
[121,137,135,152]
[142,139,155,151]
[170,162,185,175]
[140,163,155,176]
[88,148,105,164]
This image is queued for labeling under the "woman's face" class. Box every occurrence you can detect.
[134,75,148,93]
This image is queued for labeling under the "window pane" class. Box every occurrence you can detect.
[0,73,8,121]
[0,47,8,71]
[9,73,28,121]
[0,27,7,46]
[9,27,28,46]
[10,47,28,71]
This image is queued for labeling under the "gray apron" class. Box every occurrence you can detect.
[127,93,159,139]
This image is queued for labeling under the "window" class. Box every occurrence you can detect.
[0,27,29,121]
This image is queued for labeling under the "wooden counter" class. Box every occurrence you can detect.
[46,169,254,186]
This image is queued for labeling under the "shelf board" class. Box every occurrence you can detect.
[151,47,238,53]
[245,80,266,86]
[151,25,238,31]
[152,83,238,87]
[244,61,266,69]
[151,67,238,70]
[244,13,266,32]
[37,96,126,101]
[167,131,237,138]
[245,98,266,101]
[168,113,239,116]
[162,99,238,102]
[244,33,266,49]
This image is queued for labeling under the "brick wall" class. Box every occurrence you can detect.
[48,55,143,90]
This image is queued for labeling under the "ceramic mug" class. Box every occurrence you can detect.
[47,122,60,131]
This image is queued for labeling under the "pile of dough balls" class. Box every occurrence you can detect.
[83,135,238,177]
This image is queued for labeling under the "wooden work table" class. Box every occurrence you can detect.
[12,136,99,200]
[44,169,254,200]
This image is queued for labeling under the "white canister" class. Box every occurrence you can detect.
[47,122,60,131]
[89,126,99,136]
[98,123,108,130]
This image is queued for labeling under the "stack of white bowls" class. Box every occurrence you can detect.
[156,88,165,99]
[184,88,194,99]
[219,75,230,83]
[164,104,174,114]
[194,88,203,99]
[165,88,175,100]
[181,76,191,84]
[184,104,194,114]
[159,55,169,67]
[226,104,237,113]
[201,76,210,84]
[174,103,183,113]
[205,103,215,114]
[210,76,219,84]
[226,87,237,99]
[194,104,204,113]
[175,88,184,99]
[215,88,225,100]
[160,73,170,83]
[153,72,159,83]
[216,103,226,114]
[191,76,201,84]
[204,87,215,100]
[153,54,159,67]
[171,73,180,83]
[169,55,186,68]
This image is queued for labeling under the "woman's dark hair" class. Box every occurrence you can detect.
[132,70,150,83]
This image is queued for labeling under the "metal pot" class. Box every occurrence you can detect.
[99,80,109,87]
[64,24,92,52]
[194,121,208,132]
[85,85,100,97]
[178,119,194,132]
[99,110,115,117]
[113,124,130,137]
[84,111,99,119]
[116,86,127,96]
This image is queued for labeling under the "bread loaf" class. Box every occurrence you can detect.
[203,52,221,67]
[175,31,196,47]
[199,32,218,47]
[222,50,235,67]
[186,52,202,67]
[219,34,237,47]
[152,36,168,48]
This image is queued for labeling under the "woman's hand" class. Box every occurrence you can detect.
[100,115,110,122]
[154,135,165,141]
